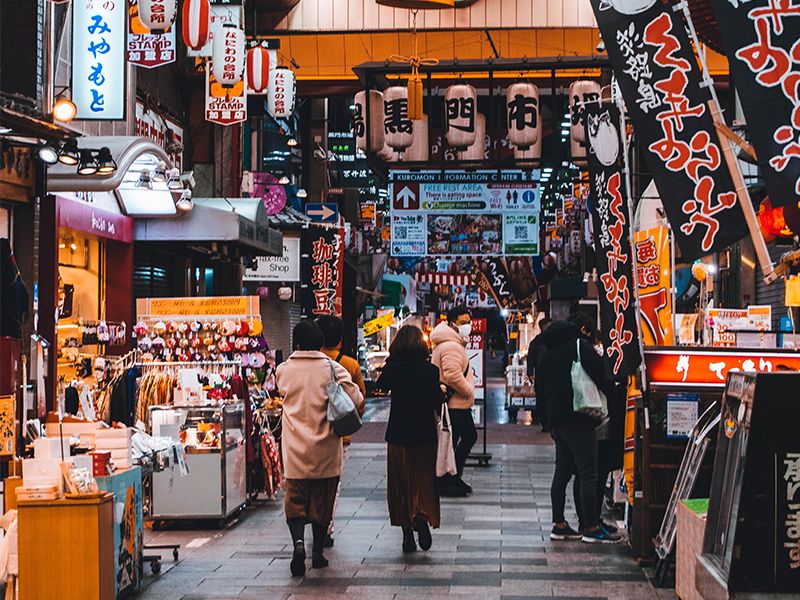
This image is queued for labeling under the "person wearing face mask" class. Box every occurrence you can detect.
[430,305,476,497]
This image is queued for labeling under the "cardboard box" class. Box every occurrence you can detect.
[22,457,64,495]
[33,437,70,459]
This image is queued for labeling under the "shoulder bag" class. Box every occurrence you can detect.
[326,359,362,437]
[571,339,609,420]
[436,402,457,477]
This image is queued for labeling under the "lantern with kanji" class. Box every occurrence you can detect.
[211,23,245,88]
[404,116,429,162]
[515,109,541,166]
[354,90,385,154]
[506,82,539,151]
[445,84,477,150]
[139,0,178,34]
[458,113,486,161]
[182,0,210,51]
[247,45,273,95]
[267,67,296,118]
[383,86,413,152]
[569,80,601,144]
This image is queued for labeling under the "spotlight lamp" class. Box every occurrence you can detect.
[37,145,59,165]
[177,189,193,212]
[77,149,98,176]
[96,146,117,174]
[136,168,153,189]
[278,174,290,184]
[152,161,167,182]
[167,167,183,190]
[296,188,308,198]
[58,139,80,165]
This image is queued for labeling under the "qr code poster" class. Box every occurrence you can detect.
[504,214,539,255]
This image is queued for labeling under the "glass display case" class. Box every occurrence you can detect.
[149,402,246,523]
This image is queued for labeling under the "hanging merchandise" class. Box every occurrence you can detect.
[445,83,478,150]
[584,103,641,378]
[181,0,210,51]
[507,82,540,150]
[383,86,414,152]
[569,80,601,166]
[458,112,486,161]
[404,116,429,161]
[211,23,245,88]
[247,45,275,95]
[590,0,749,261]
[353,90,385,153]
[710,0,800,209]
[138,0,178,34]
[267,67,296,118]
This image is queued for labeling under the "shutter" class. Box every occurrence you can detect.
[134,247,175,298]
[756,244,787,329]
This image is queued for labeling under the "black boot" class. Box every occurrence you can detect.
[402,527,417,553]
[287,519,306,577]
[415,514,432,551]
[311,522,330,569]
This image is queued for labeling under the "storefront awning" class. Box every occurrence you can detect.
[134,198,283,257]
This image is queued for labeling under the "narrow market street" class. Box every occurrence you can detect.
[137,381,674,600]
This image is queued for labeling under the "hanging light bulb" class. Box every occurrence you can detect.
[278,174,290,184]
[296,188,308,198]
[77,149,98,176]
[52,96,77,123]
[287,136,298,147]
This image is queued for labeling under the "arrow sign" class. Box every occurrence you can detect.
[305,203,339,223]
[393,182,419,210]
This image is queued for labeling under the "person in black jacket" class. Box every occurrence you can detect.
[376,325,444,554]
[536,313,621,544]
[526,317,552,429]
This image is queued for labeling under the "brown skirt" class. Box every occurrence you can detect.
[284,477,340,525]
[387,444,440,529]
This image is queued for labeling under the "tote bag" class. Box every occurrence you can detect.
[436,403,458,477]
[326,359,362,437]
[571,339,608,420]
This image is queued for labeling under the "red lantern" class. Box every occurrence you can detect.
[247,46,272,94]
[182,0,210,51]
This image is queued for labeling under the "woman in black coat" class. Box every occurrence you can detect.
[376,325,444,554]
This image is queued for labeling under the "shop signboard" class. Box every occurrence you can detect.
[643,348,800,387]
[635,226,675,346]
[300,226,345,317]
[187,1,243,58]
[363,312,396,337]
[134,100,184,170]
[57,196,133,243]
[585,103,641,378]
[711,0,800,209]
[590,0,748,261]
[205,63,246,126]
[389,170,540,257]
[665,393,699,439]
[72,0,126,119]
[707,305,772,347]
[127,0,176,69]
[243,236,300,282]
[0,396,15,455]
[137,296,259,317]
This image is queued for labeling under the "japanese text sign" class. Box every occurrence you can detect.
[300,227,345,317]
[590,0,749,260]
[204,63,246,126]
[72,0,126,119]
[363,312,396,337]
[635,226,675,346]
[128,0,176,69]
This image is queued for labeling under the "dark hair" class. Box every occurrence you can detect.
[539,317,553,331]
[447,305,471,324]
[389,325,429,360]
[293,320,325,351]
[568,312,597,339]
[316,314,344,348]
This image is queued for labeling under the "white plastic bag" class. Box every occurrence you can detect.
[436,403,457,477]
[571,339,608,420]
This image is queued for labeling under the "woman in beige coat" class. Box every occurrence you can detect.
[276,320,365,577]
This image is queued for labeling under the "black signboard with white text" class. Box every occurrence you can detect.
[590,0,749,261]
[711,0,800,208]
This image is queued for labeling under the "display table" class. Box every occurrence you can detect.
[676,498,708,600]
[18,494,115,600]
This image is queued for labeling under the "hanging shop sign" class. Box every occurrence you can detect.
[134,100,184,170]
[644,348,800,388]
[300,226,345,317]
[72,0,126,119]
[128,0,177,68]
[569,80,601,166]
[585,103,641,378]
[354,90,385,153]
[707,305,772,347]
[444,84,478,150]
[389,170,539,257]
[267,67,296,118]
[506,82,539,151]
[474,257,515,309]
[634,226,675,346]
[186,1,242,58]
[711,0,800,209]
[590,0,749,261]
[363,312,396,337]
[243,236,300,282]
[0,396,15,456]
[204,63,246,126]
[383,86,413,152]
[138,296,257,317]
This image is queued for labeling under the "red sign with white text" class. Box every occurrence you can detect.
[57,196,133,243]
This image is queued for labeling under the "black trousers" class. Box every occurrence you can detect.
[551,419,598,529]
[449,408,478,476]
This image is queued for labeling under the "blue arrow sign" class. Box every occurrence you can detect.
[305,203,339,223]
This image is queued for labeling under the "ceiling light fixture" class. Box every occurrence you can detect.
[96,146,117,175]
[136,168,153,189]
[287,137,298,147]
[177,189,193,212]
[58,139,80,165]
[77,149,98,175]
[152,161,167,182]
[278,174,290,185]
[296,188,308,198]
[167,167,183,190]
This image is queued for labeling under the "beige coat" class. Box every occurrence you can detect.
[430,322,475,410]
[276,350,365,479]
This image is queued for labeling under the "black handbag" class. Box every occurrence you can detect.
[442,367,470,402]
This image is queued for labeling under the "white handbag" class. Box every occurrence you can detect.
[571,339,608,420]
[436,403,457,477]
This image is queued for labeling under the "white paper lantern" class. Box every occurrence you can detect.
[139,0,178,34]
[182,0,210,51]
[403,116,429,162]
[458,113,486,161]
[515,110,542,166]
[379,143,400,162]
[383,86,413,152]
[211,23,245,88]
[247,46,273,94]
[506,82,539,151]
[445,84,477,150]
[267,67,296,118]
[354,90,385,154]
[569,80,602,144]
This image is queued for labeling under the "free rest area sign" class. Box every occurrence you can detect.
[244,237,300,282]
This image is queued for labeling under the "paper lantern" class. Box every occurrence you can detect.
[445,84,477,151]
[354,90,385,154]
[506,82,539,150]
[247,46,272,94]
[515,110,542,167]
[569,80,602,144]
[212,23,245,88]
[182,0,210,51]
[403,116,429,162]
[383,86,413,152]
[268,68,296,118]
[139,0,178,34]
[379,143,400,162]
[458,113,486,161]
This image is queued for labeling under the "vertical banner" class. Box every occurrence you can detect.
[127,0,176,68]
[590,0,748,261]
[474,258,515,309]
[585,103,641,378]
[72,0,126,119]
[301,227,345,317]
[204,63,247,126]
[634,226,675,346]
[711,0,800,208]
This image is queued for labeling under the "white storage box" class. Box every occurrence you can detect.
[33,437,70,459]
